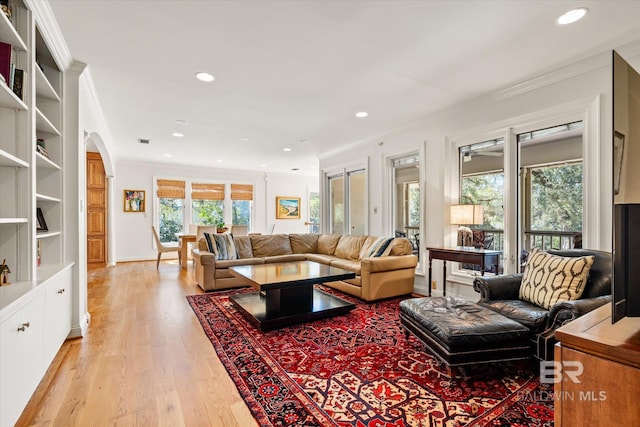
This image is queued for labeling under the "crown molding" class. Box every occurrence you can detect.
[24,0,72,71]
[319,38,640,161]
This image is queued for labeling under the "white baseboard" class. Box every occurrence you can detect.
[68,311,91,338]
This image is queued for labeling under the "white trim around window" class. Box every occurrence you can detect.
[445,96,602,286]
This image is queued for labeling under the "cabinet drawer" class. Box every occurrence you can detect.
[0,291,45,427]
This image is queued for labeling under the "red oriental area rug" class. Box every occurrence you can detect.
[187,287,554,427]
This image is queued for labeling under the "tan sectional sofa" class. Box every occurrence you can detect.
[192,233,418,301]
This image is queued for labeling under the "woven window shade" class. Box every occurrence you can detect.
[192,183,225,201]
[157,179,186,199]
[231,184,254,201]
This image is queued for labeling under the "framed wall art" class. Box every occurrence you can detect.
[36,207,48,232]
[276,196,300,219]
[124,190,145,212]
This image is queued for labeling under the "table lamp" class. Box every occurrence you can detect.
[450,204,484,247]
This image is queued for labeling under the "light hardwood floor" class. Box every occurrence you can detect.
[17,261,258,427]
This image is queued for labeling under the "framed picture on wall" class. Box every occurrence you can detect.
[276,196,300,219]
[124,190,145,212]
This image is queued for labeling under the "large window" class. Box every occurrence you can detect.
[328,174,345,234]
[392,154,421,261]
[308,190,320,233]
[231,184,253,230]
[191,183,224,227]
[156,179,254,238]
[157,179,186,242]
[326,167,366,235]
[459,138,505,251]
[518,121,583,255]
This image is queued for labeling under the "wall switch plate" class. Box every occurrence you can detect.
[432,280,437,289]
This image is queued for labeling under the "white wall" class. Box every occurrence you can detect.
[319,47,640,299]
[115,160,318,262]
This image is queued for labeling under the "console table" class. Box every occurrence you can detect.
[426,247,502,296]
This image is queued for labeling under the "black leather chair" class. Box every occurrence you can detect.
[473,248,612,360]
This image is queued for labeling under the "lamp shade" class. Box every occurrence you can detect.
[450,204,483,225]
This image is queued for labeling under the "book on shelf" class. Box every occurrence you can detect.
[0,41,10,85]
[37,240,41,266]
[11,67,22,99]
[36,143,50,159]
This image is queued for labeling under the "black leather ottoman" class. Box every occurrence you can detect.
[399,296,532,366]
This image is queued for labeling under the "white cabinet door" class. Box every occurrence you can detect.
[0,292,45,427]
[43,268,72,365]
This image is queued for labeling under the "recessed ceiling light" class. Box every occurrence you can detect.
[175,120,189,126]
[195,72,215,82]
[172,132,184,138]
[163,154,172,158]
[240,137,250,141]
[283,148,292,152]
[291,168,300,172]
[557,7,588,25]
[299,139,309,144]
[261,164,267,168]
[355,111,368,118]
[216,159,223,163]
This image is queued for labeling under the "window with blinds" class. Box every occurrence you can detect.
[155,179,255,238]
[231,184,253,229]
[191,182,225,227]
[157,179,186,242]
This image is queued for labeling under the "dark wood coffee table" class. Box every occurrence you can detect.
[228,260,356,331]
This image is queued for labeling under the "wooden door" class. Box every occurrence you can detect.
[87,152,107,265]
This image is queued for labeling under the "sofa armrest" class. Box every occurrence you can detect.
[193,248,215,266]
[361,255,418,273]
[473,274,523,301]
[192,248,216,290]
[547,295,612,330]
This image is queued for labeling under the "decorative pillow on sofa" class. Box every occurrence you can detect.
[519,247,594,309]
[204,233,238,261]
[366,237,394,258]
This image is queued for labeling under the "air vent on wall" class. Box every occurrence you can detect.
[138,138,150,144]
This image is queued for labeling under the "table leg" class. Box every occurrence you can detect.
[180,239,188,269]
[428,257,433,297]
[443,260,447,297]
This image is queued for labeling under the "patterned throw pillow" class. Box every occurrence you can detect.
[204,233,239,260]
[366,237,394,258]
[519,247,594,309]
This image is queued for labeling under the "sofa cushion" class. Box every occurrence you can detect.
[363,236,394,257]
[335,235,369,261]
[250,234,293,257]
[519,248,595,309]
[216,257,265,269]
[234,235,253,259]
[330,258,362,275]
[289,233,319,253]
[388,238,413,256]
[204,233,238,260]
[317,234,342,255]
[305,253,342,265]
[263,254,307,263]
[479,300,549,333]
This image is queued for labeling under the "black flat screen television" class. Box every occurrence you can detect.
[612,50,640,323]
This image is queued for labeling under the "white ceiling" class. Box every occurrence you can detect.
[47,1,640,176]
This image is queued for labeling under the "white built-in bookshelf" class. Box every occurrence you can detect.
[0,1,74,426]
